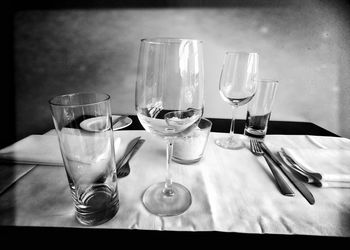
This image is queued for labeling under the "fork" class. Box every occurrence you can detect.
[250,139,295,196]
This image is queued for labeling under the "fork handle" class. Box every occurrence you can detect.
[263,154,295,196]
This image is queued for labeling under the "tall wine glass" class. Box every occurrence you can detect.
[215,51,259,150]
[135,38,204,216]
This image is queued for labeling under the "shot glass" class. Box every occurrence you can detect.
[244,79,279,140]
[49,92,119,226]
[172,118,212,164]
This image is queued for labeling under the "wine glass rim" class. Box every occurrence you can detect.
[141,37,203,44]
[257,78,279,84]
[49,92,110,107]
[225,51,258,56]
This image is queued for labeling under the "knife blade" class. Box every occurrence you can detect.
[278,151,323,187]
[262,152,295,196]
[281,148,322,181]
[116,136,141,170]
[117,139,145,178]
[260,142,315,205]
[125,139,145,164]
[278,151,313,183]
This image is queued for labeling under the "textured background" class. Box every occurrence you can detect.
[10,0,350,142]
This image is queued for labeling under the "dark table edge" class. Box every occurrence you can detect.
[125,115,340,137]
[0,225,348,246]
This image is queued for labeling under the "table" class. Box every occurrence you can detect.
[127,117,339,137]
[0,116,346,245]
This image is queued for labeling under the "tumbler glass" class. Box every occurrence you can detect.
[172,118,212,164]
[49,92,119,226]
[244,79,279,140]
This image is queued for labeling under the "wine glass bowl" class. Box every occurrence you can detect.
[215,51,259,150]
[164,109,202,135]
[135,38,204,216]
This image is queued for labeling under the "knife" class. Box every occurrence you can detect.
[117,139,145,178]
[278,151,323,188]
[260,142,315,205]
[281,148,322,181]
[278,152,313,183]
[116,136,141,170]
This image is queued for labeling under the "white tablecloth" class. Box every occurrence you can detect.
[0,130,349,237]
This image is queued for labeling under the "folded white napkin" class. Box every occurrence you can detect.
[263,135,350,188]
[281,147,350,187]
[0,130,138,167]
[0,134,64,166]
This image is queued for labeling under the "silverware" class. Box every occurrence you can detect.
[260,142,315,205]
[250,139,295,196]
[281,148,350,183]
[117,139,145,178]
[278,151,322,187]
[116,136,141,177]
[279,150,350,188]
[281,148,322,180]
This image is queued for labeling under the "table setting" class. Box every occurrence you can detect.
[1,37,350,239]
[1,129,350,236]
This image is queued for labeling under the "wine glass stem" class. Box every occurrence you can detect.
[229,106,238,141]
[163,138,174,197]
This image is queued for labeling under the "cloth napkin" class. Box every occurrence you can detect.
[0,130,140,166]
[0,130,140,195]
[263,135,350,188]
[0,164,36,195]
[282,147,350,185]
[0,133,64,166]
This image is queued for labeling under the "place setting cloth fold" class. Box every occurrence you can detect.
[0,129,142,166]
[0,129,140,194]
[265,135,350,187]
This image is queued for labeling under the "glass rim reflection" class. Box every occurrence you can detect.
[256,79,279,85]
[49,92,110,108]
[140,37,203,45]
[224,51,259,56]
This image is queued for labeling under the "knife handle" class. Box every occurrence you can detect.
[261,143,315,205]
[278,162,316,205]
[116,137,141,169]
[263,154,295,196]
[124,139,145,165]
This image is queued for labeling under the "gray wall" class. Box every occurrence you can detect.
[14,1,350,140]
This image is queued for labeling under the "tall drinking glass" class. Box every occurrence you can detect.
[135,38,204,216]
[215,51,259,150]
[49,92,119,226]
[244,79,279,140]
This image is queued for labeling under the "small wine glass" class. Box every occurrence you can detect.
[215,51,259,150]
[135,38,204,216]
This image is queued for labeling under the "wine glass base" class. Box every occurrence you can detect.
[215,135,245,150]
[142,182,192,216]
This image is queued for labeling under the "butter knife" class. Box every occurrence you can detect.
[260,142,315,205]
[117,139,145,178]
[281,148,322,180]
[116,136,141,170]
[278,151,322,187]
[279,151,350,188]
[281,148,350,183]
